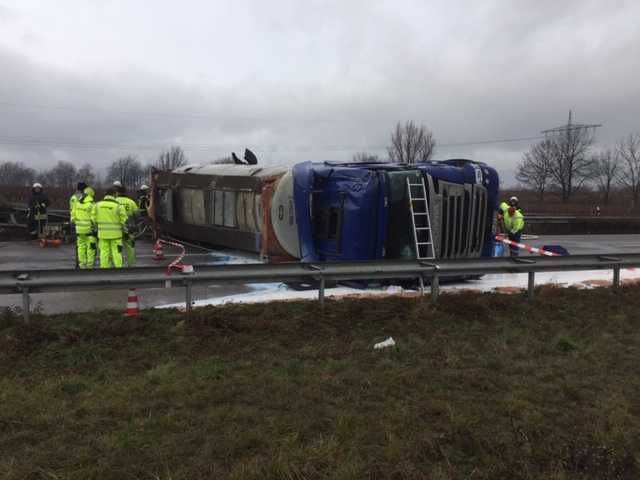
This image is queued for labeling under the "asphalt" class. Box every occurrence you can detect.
[524,234,640,255]
[0,239,257,314]
[1,234,639,314]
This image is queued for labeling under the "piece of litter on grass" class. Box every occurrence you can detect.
[374,337,396,350]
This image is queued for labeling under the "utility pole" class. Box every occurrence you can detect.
[541,110,602,138]
[539,110,602,202]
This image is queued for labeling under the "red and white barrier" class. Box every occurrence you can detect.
[495,235,560,257]
[152,240,165,260]
[153,238,193,274]
[496,234,637,273]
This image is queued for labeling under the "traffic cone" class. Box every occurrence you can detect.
[152,240,165,261]
[124,288,140,317]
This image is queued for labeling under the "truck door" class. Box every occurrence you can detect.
[311,168,380,261]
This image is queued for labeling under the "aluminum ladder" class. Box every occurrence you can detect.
[406,177,435,260]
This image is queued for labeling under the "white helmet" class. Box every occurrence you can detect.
[139,184,149,190]
[509,196,519,204]
[32,182,43,189]
[112,180,122,188]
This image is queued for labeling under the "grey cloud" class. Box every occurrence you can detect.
[0,0,639,186]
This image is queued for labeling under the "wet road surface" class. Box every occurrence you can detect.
[0,239,258,313]
[525,234,640,255]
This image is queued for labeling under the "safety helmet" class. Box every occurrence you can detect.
[32,182,43,189]
[83,186,95,197]
[139,184,149,191]
[509,196,519,204]
[112,180,122,188]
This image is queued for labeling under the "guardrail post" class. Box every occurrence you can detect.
[418,275,425,295]
[185,281,193,313]
[527,271,535,299]
[613,267,621,289]
[21,287,30,324]
[431,270,439,304]
[318,275,325,308]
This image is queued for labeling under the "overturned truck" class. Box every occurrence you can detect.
[151,159,499,262]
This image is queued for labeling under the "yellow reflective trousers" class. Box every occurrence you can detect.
[99,238,124,269]
[77,234,97,269]
[123,236,136,267]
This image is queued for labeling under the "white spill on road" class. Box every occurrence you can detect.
[156,268,640,310]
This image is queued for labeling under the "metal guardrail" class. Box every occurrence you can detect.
[2,253,640,322]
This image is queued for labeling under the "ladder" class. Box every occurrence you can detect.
[406,177,435,260]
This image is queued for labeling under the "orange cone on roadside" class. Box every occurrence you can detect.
[124,288,140,317]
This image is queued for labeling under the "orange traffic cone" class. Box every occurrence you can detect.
[124,288,140,317]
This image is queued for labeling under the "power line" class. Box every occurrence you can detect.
[0,134,547,153]
[0,99,554,151]
[438,135,545,148]
[0,99,549,149]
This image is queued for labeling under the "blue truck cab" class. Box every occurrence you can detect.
[292,159,499,262]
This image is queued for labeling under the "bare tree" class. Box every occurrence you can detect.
[352,152,381,163]
[156,146,187,170]
[94,171,104,188]
[75,163,96,187]
[387,121,435,164]
[107,155,145,189]
[141,163,154,185]
[516,140,554,200]
[0,161,36,186]
[591,149,620,205]
[42,161,77,189]
[617,133,640,208]
[546,125,595,202]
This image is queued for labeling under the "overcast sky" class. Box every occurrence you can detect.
[1,0,639,185]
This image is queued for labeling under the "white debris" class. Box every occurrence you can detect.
[155,268,640,310]
[373,337,396,350]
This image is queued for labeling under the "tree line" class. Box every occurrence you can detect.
[517,129,640,206]
[7,117,639,208]
[0,146,188,190]
[0,120,437,190]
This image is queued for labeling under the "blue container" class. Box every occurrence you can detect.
[492,241,505,257]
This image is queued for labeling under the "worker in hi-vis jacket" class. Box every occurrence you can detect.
[92,187,128,268]
[72,187,97,268]
[499,196,525,256]
[115,184,140,267]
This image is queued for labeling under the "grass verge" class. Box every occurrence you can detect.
[1,286,640,479]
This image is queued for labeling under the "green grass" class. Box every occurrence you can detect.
[1,286,640,479]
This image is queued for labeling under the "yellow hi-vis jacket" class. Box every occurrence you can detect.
[69,192,83,219]
[499,201,525,234]
[92,195,127,239]
[72,191,95,235]
[116,195,140,219]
